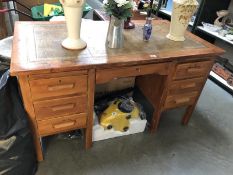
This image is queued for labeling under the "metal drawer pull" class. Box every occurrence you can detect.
[181,83,196,89]
[52,104,75,111]
[53,121,76,129]
[48,83,74,91]
[175,98,190,103]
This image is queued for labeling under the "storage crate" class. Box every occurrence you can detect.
[31,2,92,21]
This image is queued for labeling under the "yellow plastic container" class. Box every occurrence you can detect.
[100,99,140,132]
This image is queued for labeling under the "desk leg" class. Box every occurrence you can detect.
[182,62,214,125]
[182,105,196,125]
[30,121,44,161]
[85,69,95,149]
[150,107,164,132]
[18,75,44,161]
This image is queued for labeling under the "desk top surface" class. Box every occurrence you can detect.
[10,20,224,75]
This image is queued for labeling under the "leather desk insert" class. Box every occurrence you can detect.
[10,20,224,161]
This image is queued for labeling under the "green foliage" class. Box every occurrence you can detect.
[104,0,133,20]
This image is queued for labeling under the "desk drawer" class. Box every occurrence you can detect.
[164,91,199,109]
[34,95,87,120]
[37,113,87,136]
[96,63,170,84]
[29,75,87,100]
[174,61,213,80]
[168,77,205,95]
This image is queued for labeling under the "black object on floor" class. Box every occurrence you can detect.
[0,60,37,175]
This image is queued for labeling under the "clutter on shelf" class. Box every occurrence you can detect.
[212,60,233,87]
[214,10,229,27]
[198,11,233,43]
[202,22,222,32]
[43,3,63,17]
[137,0,158,13]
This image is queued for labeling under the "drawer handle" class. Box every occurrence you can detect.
[187,67,202,73]
[175,98,190,104]
[52,104,75,111]
[53,121,76,129]
[48,83,74,91]
[181,83,196,89]
[136,68,141,72]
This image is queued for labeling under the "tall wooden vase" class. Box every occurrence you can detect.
[167,0,198,41]
[60,0,87,50]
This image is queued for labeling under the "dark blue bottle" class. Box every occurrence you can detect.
[143,17,152,41]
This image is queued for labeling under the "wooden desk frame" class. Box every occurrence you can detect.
[10,20,224,161]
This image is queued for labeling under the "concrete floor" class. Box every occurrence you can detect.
[36,80,233,175]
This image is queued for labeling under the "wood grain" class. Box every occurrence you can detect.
[37,113,87,136]
[164,91,199,109]
[168,77,205,95]
[85,69,95,149]
[34,95,87,120]
[96,63,170,84]
[29,75,87,101]
[173,60,213,80]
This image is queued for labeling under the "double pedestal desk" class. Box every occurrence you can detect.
[10,20,224,161]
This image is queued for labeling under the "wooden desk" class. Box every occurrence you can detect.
[10,20,224,161]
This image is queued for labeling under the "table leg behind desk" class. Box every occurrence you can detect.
[0,12,7,39]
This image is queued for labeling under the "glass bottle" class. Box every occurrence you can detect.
[143,17,152,41]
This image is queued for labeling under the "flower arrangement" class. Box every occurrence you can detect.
[103,0,133,20]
